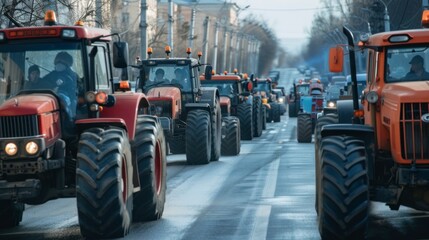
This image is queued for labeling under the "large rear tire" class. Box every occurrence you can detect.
[318,136,369,239]
[132,116,167,222]
[221,116,241,156]
[168,137,185,154]
[76,127,133,239]
[237,103,253,140]
[186,110,211,164]
[0,200,24,228]
[210,99,222,161]
[314,114,338,213]
[253,97,263,137]
[297,113,312,143]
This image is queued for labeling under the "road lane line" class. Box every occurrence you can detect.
[250,157,280,240]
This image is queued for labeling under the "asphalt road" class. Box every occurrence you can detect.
[1,68,429,239]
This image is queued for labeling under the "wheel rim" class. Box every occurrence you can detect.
[121,156,127,203]
[155,140,162,195]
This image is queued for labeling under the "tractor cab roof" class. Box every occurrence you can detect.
[201,75,241,81]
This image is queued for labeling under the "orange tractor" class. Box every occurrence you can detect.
[315,13,429,239]
[136,48,221,164]
[0,11,167,238]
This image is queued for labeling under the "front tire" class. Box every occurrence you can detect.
[318,136,369,239]
[76,127,133,239]
[132,116,167,222]
[186,110,211,164]
[221,116,241,156]
[253,97,263,137]
[237,103,253,140]
[211,99,222,161]
[0,200,24,228]
[297,113,312,143]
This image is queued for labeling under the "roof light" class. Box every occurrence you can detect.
[211,70,215,75]
[198,51,202,57]
[44,10,57,26]
[147,47,153,58]
[119,81,130,90]
[74,20,84,26]
[165,46,171,58]
[186,47,192,55]
[388,35,410,43]
[62,29,76,38]
[422,9,429,28]
[224,71,228,75]
[233,68,238,74]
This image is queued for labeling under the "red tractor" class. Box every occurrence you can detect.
[136,48,222,164]
[0,11,167,238]
[200,74,257,155]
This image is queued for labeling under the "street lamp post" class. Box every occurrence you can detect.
[379,0,390,31]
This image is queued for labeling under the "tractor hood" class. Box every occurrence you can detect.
[383,82,429,103]
[0,94,59,116]
[146,87,181,102]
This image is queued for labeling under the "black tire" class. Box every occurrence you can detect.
[289,102,297,117]
[132,116,167,222]
[76,127,134,238]
[186,110,211,164]
[237,103,253,140]
[314,114,338,213]
[211,99,222,161]
[266,106,273,123]
[253,97,263,137]
[0,200,24,228]
[168,137,185,154]
[297,114,313,143]
[221,116,241,156]
[318,136,369,239]
[273,103,281,122]
[262,106,267,130]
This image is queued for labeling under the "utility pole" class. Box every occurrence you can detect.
[222,27,228,72]
[235,33,241,72]
[202,16,210,64]
[95,0,102,27]
[212,22,219,72]
[188,8,196,56]
[228,29,234,72]
[168,0,174,57]
[140,0,148,59]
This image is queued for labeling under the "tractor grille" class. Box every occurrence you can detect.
[0,115,39,138]
[150,100,172,118]
[399,103,429,160]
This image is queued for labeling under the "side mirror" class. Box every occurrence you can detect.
[205,65,213,80]
[113,42,129,68]
[329,46,344,73]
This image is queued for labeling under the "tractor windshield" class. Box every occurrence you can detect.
[0,42,83,105]
[386,46,429,82]
[254,81,271,94]
[143,64,192,92]
[296,84,310,95]
[201,81,236,97]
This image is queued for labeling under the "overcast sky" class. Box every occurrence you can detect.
[234,0,322,55]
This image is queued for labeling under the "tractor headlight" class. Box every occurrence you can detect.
[327,101,336,108]
[366,91,379,104]
[25,141,39,155]
[278,97,284,103]
[85,91,96,103]
[5,143,18,156]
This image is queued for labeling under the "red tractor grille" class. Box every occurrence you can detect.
[400,103,429,160]
[0,115,39,138]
